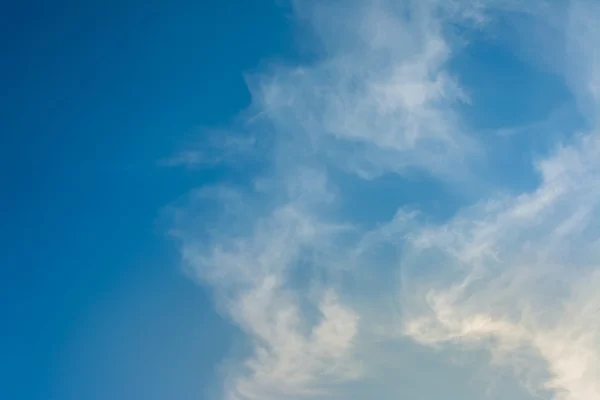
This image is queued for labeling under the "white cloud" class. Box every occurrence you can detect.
[170,169,362,400]
[167,1,600,399]
[393,4,600,397]
[400,132,600,399]
[160,129,257,168]
[564,0,600,115]
[246,0,481,180]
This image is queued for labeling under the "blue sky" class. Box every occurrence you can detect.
[3,1,600,400]
[2,1,292,399]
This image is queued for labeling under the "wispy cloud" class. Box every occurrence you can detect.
[401,132,600,399]
[167,1,600,399]
[246,0,482,180]
[170,170,362,400]
[159,129,257,168]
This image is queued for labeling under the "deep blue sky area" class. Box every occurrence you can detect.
[1,1,293,399]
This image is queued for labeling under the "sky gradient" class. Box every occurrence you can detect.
[4,1,600,400]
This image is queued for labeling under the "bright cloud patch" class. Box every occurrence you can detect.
[401,132,600,399]
[248,0,478,180]
[168,1,600,399]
